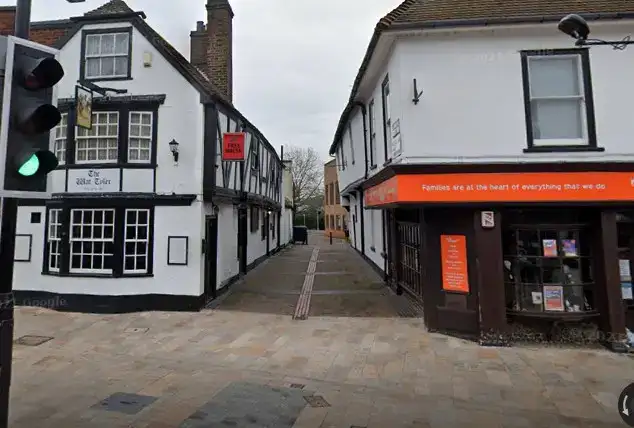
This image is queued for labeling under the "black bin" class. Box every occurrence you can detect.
[293,226,308,245]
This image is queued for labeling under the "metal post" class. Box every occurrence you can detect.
[329,232,332,245]
[14,0,31,39]
[0,198,18,428]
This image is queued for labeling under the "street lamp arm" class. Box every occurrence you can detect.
[576,35,634,50]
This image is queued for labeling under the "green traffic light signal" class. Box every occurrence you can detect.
[17,154,39,176]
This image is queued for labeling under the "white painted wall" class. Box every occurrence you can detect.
[14,203,204,296]
[392,22,634,164]
[52,21,204,196]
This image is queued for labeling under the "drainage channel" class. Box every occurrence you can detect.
[292,247,319,320]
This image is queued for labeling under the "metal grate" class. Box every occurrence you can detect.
[14,335,53,346]
[289,383,305,389]
[304,395,330,408]
[123,327,149,334]
[397,222,423,300]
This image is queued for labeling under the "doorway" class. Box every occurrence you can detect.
[424,208,480,336]
[265,211,271,256]
[203,215,218,301]
[238,206,248,274]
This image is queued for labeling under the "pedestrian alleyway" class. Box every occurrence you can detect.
[6,232,634,427]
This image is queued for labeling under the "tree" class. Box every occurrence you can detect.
[284,146,323,211]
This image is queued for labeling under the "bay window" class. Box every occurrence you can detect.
[44,206,154,277]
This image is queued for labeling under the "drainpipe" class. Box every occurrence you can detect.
[353,101,369,179]
[358,188,365,255]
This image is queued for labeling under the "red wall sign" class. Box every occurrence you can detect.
[222,132,246,161]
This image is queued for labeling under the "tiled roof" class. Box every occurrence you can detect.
[394,0,634,24]
[329,0,634,155]
[83,0,134,16]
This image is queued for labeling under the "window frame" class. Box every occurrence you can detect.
[381,75,391,163]
[42,205,155,278]
[56,101,160,168]
[348,122,355,165]
[46,208,63,272]
[368,99,376,168]
[68,208,116,275]
[127,111,154,163]
[75,111,120,164]
[520,48,600,153]
[80,27,133,81]
[53,113,68,165]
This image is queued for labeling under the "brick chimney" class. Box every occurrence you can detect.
[189,21,208,72]
[199,0,233,102]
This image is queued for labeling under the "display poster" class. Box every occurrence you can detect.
[543,285,564,311]
[542,239,557,257]
[620,259,631,280]
[440,235,469,293]
[562,239,577,257]
[531,291,543,305]
[622,282,633,300]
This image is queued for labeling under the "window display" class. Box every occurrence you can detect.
[503,226,593,313]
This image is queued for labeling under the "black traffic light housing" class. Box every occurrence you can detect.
[1,37,64,193]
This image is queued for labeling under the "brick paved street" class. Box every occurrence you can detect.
[7,232,634,427]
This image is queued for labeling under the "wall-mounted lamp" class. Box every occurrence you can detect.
[210,203,220,218]
[169,139,179,162]
[558,14,634,50]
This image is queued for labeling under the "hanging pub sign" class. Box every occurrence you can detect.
[75,85,93,130]
[222,132,246,161]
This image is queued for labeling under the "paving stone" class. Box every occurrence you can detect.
[179,382,306,427]
[91,392,158,415]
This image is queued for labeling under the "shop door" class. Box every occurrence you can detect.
[237,206,248,274]
[203,216,218,301]
[424,208,479,335]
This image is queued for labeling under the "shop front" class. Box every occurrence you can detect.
[364,163,634,351]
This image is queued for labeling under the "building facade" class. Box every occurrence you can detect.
[9,0,291,313]
[331,1,634,350]
[323,159,347,239]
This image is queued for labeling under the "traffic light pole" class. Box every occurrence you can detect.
[0,199,17,428]
[0,3,31,425]
[14,0,31,39]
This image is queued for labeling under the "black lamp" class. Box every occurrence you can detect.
[169,139,179,162]
[558,14,590,41]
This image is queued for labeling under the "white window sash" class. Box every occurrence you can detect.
[128,111,153,163]
[69,208,115,274]
[75,112,119,163]
[123,209,150,274]
[47,209,62,272]
[528,54,588,145]
[84,32,130,79]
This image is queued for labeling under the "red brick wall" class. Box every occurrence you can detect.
[0,7,68,46]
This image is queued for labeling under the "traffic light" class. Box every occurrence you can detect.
[0,36,63,196]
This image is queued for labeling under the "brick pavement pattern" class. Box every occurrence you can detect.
[7,231,634,427]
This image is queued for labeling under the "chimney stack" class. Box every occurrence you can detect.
[205,0,233,101]
[189,21,208,72]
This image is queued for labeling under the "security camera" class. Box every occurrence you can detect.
[558,14,590,40]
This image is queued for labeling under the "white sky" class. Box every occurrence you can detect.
[0,0,404,159]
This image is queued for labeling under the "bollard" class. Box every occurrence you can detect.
[329,232,332,245]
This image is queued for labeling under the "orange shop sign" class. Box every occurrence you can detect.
[364,176,398,205]
[364,171,634,205]
[222,132,246,161]
[440,235,469,293]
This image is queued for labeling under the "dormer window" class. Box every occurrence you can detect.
[81,28,132,81]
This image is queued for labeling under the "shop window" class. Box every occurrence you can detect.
[250,207,259,233]
[70,208,116,274]
[503,226,594,313]
[47,209,62,272]
[123,209,150,273]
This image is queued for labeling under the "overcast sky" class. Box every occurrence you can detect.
[0,0,403,159]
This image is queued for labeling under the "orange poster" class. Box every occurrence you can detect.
[440,235,469,293]
[364,171,634,205]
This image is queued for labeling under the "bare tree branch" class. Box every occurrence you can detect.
[284,146,324,211]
